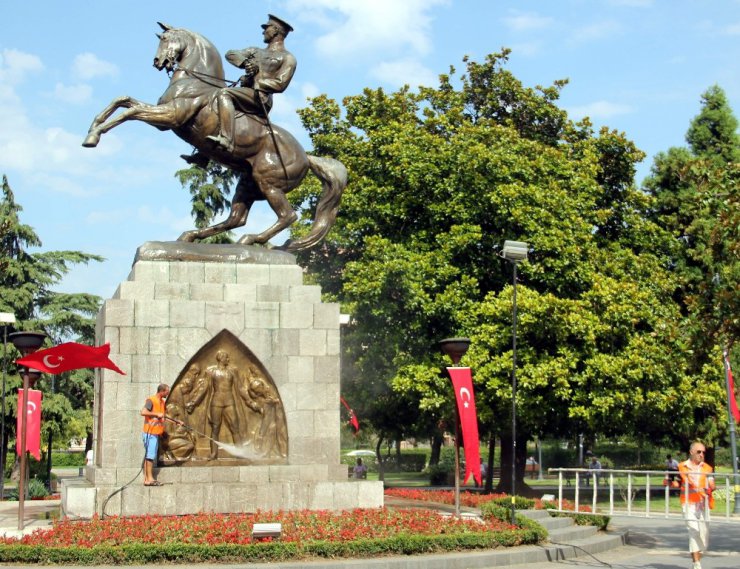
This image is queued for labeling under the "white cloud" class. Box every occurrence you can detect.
[722,22,740,35]
[52,82,93,104]
[502,11,553,32]
[287,0,448,63]
[369,58,438,89]
[72,52,119,80]
[136,205,193,233]
[86,209,129,224]
[566,100,633,120]
[301,82,321,101]
[0,48,44,85]
[509,42,543,58]
[569,21,622,44]
[25,171,99,198]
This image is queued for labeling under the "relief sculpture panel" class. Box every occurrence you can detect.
[160,329,288,465]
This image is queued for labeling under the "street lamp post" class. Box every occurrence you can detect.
[0,313,16,501]
[501,240,528,524]
[438,337,471,518]
[8,331,46,531]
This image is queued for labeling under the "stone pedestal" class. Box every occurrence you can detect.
[62,243,382,517]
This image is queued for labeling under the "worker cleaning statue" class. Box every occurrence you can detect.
[82,15,346,252]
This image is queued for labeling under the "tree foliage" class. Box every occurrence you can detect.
[643,85,740,453]
[0,175,102,461]
[174,161,238,243]
[290,51,707,488]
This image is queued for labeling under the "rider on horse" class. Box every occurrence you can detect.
[183,14,296,166]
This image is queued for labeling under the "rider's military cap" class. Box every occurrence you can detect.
[262,14,294,35]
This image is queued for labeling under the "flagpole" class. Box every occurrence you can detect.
[722,348,740,514]
[8,331,46,531]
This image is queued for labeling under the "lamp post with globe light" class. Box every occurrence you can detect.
[501,240,528,524]
[8,331,46,531]
[438,337,471,518]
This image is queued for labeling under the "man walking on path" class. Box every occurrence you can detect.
[678,441,715,569]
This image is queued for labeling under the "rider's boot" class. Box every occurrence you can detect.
[180,151,210,168]
[207,93,235,153]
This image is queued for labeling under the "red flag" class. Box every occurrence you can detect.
[726,354,740,424]
[16,342,125,375]
[340,396,360,434]
[447,367,481,486]
[17,389,42,460]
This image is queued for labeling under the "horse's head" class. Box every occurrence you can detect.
[152,22,224,82]
[153,22,185,73]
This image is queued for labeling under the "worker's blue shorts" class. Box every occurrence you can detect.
[141,433,159,461]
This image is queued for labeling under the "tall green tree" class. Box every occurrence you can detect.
[294,51,687,492]
[0,175,103,469]
[643,86,740,457]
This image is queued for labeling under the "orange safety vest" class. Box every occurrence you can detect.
[142,394,166,435]
[678,459,714,509]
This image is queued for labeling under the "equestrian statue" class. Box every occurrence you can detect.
[82,16,347,252]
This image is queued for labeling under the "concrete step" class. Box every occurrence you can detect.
[518,509,574,530]
[547,523,599,542]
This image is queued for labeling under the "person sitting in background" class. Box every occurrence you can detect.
[587,455,602,485]
[666,453,680,484]
[353,457,368,479]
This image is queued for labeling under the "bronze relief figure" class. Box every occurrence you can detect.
[160,330,288,465]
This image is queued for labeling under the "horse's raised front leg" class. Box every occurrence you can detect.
[82,96,143,147]
[82,99,179,148]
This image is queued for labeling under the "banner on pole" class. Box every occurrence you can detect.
[16,389,42,460]
[447,367,481,486]
[725,353,740,424]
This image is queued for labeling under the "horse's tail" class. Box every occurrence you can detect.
[282,155,348,252]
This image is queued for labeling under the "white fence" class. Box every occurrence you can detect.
[548,468,740,519]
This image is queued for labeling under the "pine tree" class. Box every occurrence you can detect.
[645,86,739,349]
[0,175,104,477]
[644,86,740,455]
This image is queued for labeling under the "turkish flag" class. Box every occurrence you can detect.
[17,389,42,460]
[447,367,481,486]
[16,342,125,375]
[340,396,360,434]
[726,354,740,424]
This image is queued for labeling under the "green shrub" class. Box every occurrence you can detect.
[544,509,610,531]
[3,477,49,501]
[480,501,547,542]
[485,495,536,510]
[52,451,86,467]
[27,477,50,499]
[426,447,465,485]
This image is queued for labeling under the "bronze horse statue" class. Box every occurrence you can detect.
[82,23,347,252]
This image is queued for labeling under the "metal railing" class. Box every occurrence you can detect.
[548,468,739,519]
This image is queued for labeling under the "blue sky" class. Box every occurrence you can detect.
[1,0,739,300]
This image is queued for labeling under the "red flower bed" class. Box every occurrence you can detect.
[0,508,515,547]
[385,488,516,508]
[384,488,588,512]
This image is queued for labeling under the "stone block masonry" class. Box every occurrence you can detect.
[63,247,382,518]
